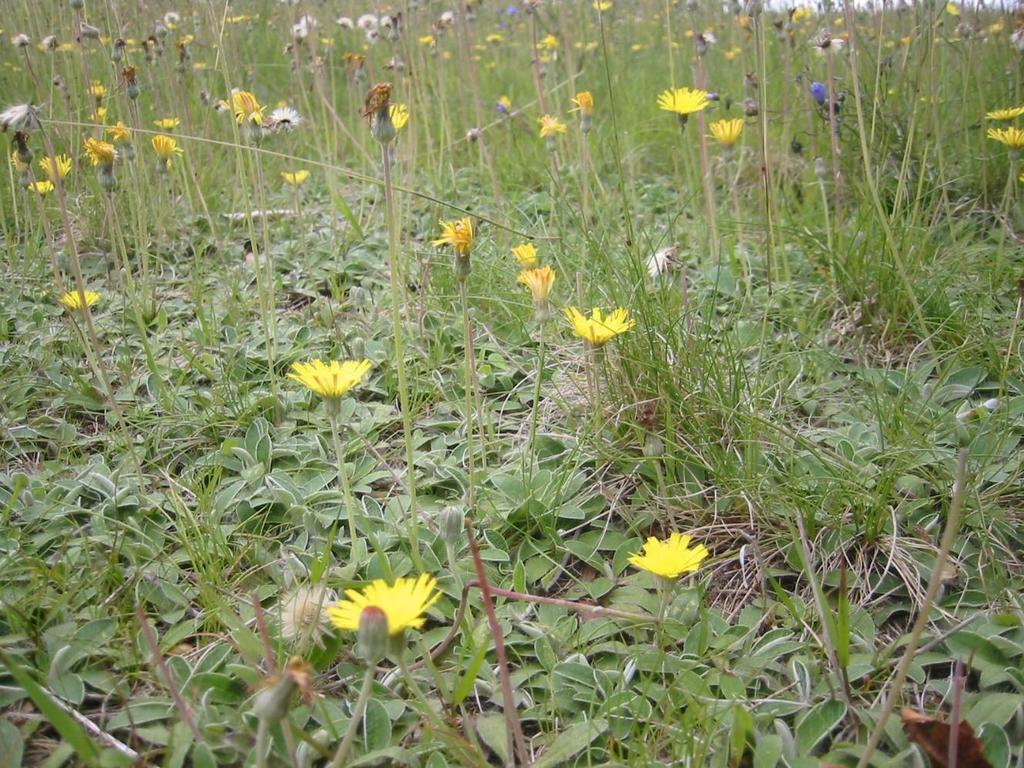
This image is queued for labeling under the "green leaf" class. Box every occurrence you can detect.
[0,720,24,767]
[363,698,391,751]
[964,693,1023,729]
[450,641,490,708]
[977,722,1011,768]
[795,700,846,755]
[533,718,608,768]
[0,649,100,765]
[752,734,783,768]
[476,714,510,765]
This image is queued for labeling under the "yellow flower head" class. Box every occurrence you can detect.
[88,81,107,100]
[571,91,595,117]
[657,86,710,116]
[538,114,568,138]
[153,117,181,130]
[708,117,744,146]
[389,103,409,132]
[232,90,264,125]
[106,121,132,144]
[10,150,28,173]
[30,180,55,196]
[39,153,72,182]
[151,134,183,166]
[289,359,372,401]
[517,266,555,303]
[282,170,310,187]
[59,289,101,311]
[628,533,709,579]
[564,306,635,347]
[792,6,813,23]
[433,217,474,256]
[497,95,512,115]
[945,2,959,16]
[91,107,108,124]
[328,574,441,636]
[593,1,613,11]
[541,34,558,50]
[986,106,1024,121]
[83,137,116,166]
[987,126,1024,149]
[511,243,538,268]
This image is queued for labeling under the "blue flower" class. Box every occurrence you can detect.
[506,4,518,15]
[810,82,827,106]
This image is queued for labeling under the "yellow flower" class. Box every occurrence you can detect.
[657,86,710,116]
[282,170,310,187]
[88,81,107,99]
[288,358,372,401]
[628,533,709,579]
[987,126,1024,149]
[986,106,1024,121]
[30,180,55,196]
[10,150,28,173]
[59,289,101,310]
[83,137,116,166]
[511,243,538,268]
[593,1,613,11]
[151,134,183,166]
[571,91,594,117]
[106,121,132,144]
[538,114,568,138]
[153,117,181,130]
[432,217,474,256]
[564,306,635,347]
[518,266,555,303]
[91,107,108,124]
[708,117,744,146]
[389,103,409,132]
[419,34,435,46]
[328,574,441,636]
[791,6,813,23]
[540,34,558,50]
[232,90,264,125]
[485,33,504,44]
[39,154,72,182]
[945,2,959,16]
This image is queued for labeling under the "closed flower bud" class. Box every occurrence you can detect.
[98,167,116,191]
[69,0,85,9]
[643,434,664,458]
[251,672,298,723]
[357,605,390,664]
[439,505,465,546]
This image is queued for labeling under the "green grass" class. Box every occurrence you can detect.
[1,1,1023,766]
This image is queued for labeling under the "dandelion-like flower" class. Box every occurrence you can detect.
[106,121,132,144]
[657,87,710,118]
[628,532,709,579]
[0,103,42,133]
[39,154,72,182]
[151,134,183,168]
[987,126,1024,149]
[564,306,635,347]
[363,82,397,144]
[433,217,474,256]
[153,117,181,130]
[538,114,568,138]
[708,117,744,147]
[389,103,409,132]
[231,90,264,125]
[30,180,55,196]
[986,106,1024,121]
[83,137,116,167]
[328,574,441,636]
[59,289,100,310]
[518,266,555,305]
[265,106,302,132]
[288,358,372,401]
[512,243,538,268]
[496,95,512,115]
[571,91,595,117]
[282,170,310,187]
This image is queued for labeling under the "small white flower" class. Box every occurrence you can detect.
[40,35,59,50]
[266,106,302,131]
[356,14,379,31]
[439,10,456,26]
[336,16,354,29]
[280,585,336,649]
[12,34,31,48]
[163,11,182,27]
[365,28,380,44]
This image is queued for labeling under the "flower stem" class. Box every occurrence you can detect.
[524,322,546,479]
[381,144,422,570]
[329,665,375,768]
[328,411,360,549]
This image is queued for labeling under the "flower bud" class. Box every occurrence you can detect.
[814,157,827,178]
[251,671,298,723]
[69,0,85,9]
[454,253,471,282]
[357,605,389,663]
[439,506,465,546]
[98,167,116,191]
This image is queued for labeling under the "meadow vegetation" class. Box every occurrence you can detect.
[0,0,1023,766]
